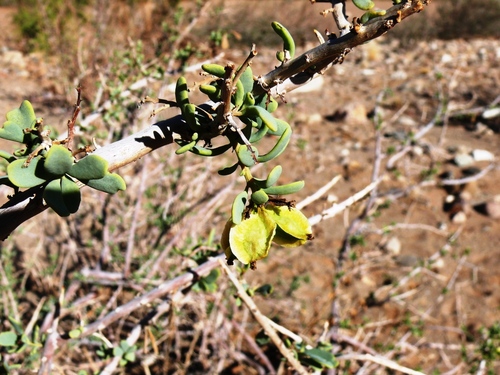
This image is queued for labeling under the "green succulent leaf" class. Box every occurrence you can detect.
[44,178,71,217]
[43,144,73,178]
[301,347,338,370]
[218,163,239,176]
[229,208,276,265]
[0,331,17,347]
[7,156,47,188]
[239,66,254,94]
[236,144,258,167]
[0,100,36,143]
[352,0,375,11]
[113,346,124,357]
[61,176,81,214]
[0,176,18,190]
[7,317,24,335]
[0,150,16,163]
[68,154,108,180]
[83,173,126,194]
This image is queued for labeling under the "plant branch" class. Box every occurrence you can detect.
[0,0,432,240]
[219,259,309,375]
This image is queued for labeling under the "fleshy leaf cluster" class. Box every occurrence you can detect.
[0,100,126,217]
[158,21,314,267]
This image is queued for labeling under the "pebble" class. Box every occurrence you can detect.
[394,255,420,267]
[430,258,445,271]
[482,107,500,119]
[485,202,500,219]
[344,102,368,124]
[441,53,453,63]
[454,153,474,167]
[385,237,401,255]
[471,149,495,162]
[451,211,467,224]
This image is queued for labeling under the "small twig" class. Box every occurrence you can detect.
[336,353,425,375]
[308,180,380,226]
[233,44,257,88]
[441,163,496,186]
[38,290,64,375]
[263,315,304,344]
[373,222,448,237]
[166,0,214,74]
[329,331,378,356]
[386,100,445,170]
[72,255,224,340]
[232,320,277,375]
[24,297,47,339]
[65,86,82,152]
[296,175,341,210]
[219,260,309,375]
[0,261,20,321]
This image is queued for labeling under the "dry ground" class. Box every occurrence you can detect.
[1,1,500,374]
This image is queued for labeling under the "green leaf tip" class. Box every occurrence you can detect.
[44,144,73,178]
[0,100,36,143]
[43,178,81,217]
[69,154,108,180]
[7,156,47,188]
[83,173,126,194]
[0,331,17,347]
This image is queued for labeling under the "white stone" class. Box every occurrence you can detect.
[471,149,495,162]
[454,154,474,167]
[451,211,467,224]
[482,107,500,119]
[385,236,401,255]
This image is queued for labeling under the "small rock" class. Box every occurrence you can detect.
[307,113,323,124]
[430,258,445,271]
[471,149,495,162]
[451,211,467,224]
[441,53,453,64]
[344,102,368,125]
[394,255,420,267]
[361,275,376,287]
[482,107,500,119]
[410,146,424,157]
[398,115,418,127]
[385,237,401,255]
[484,202,500,219]
[454,154,474,167]
[327,194,338,203]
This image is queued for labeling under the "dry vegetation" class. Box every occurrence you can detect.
[0,0,500,374]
